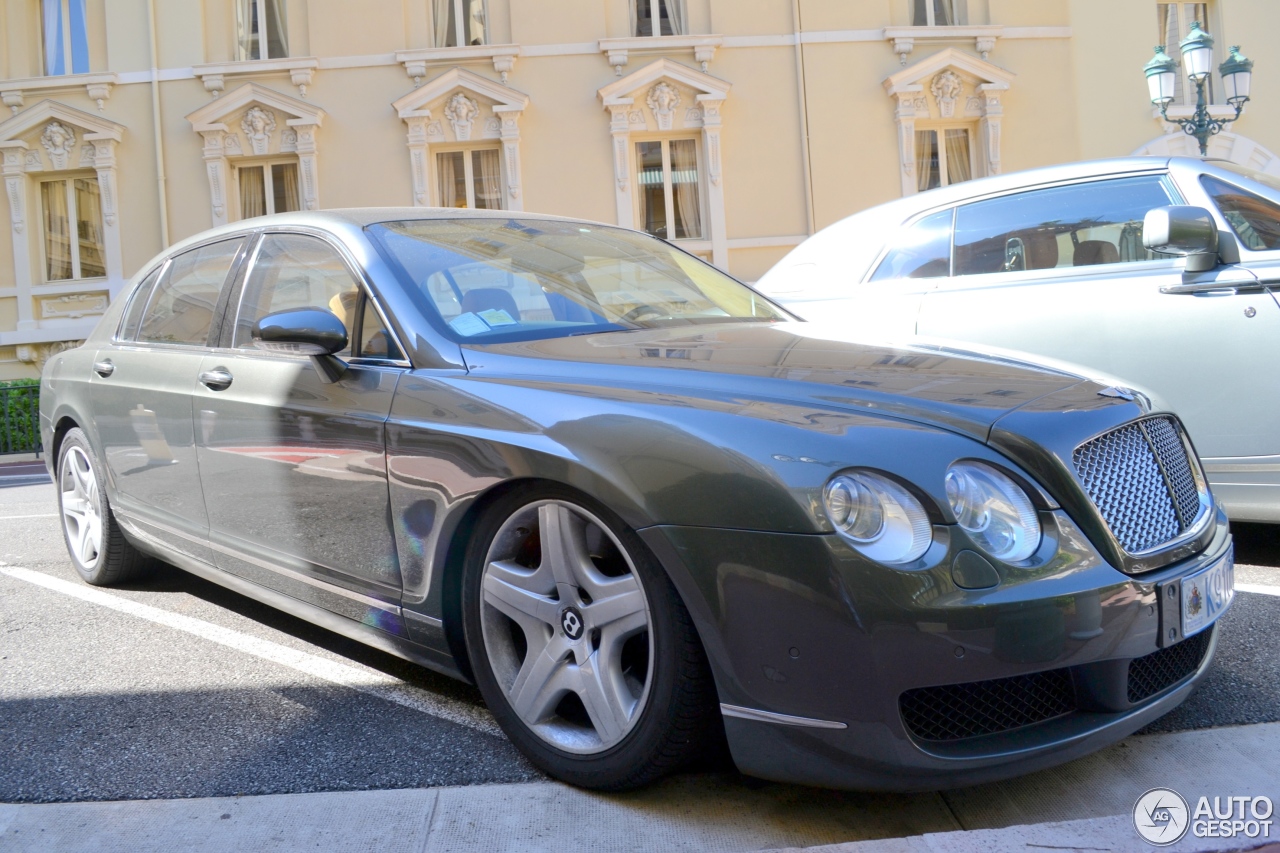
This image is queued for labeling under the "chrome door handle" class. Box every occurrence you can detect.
[198,368,233,390]
[93,360,115,377]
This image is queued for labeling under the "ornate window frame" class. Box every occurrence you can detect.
[882,47,1014,197]
[392,67,529,210]
[0,99,124,338]
[186,82,326,226]
[597,58,731,266]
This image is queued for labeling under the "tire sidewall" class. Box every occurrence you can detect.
[57,428,107,582]
[462,484,690,788]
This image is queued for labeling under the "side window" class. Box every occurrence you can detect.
[137,239,244,346]
[236,233,360,354]
[356,295,404,360]
[1201,176,1280,251]
[118,265,163,340]
[869,209,953,281]
[953,177,1174,277]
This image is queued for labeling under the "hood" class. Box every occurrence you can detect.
[461,322,1092,442]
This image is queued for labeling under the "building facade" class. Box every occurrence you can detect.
[1,0,1277,378]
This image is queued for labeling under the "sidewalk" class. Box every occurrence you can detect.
[3,721,1277,853]
[0,457,50,486]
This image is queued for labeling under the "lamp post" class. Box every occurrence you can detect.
[1143,21,1254,156]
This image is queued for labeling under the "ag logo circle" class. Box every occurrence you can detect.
[1133,788,1190,846]
[561,607,584,641]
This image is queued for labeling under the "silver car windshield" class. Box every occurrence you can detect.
[368,218,788,342]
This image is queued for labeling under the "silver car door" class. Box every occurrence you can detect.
[917,175,1280,520]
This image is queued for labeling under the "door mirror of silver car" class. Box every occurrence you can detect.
[252,308,348,382]
[1143,206,1220,273]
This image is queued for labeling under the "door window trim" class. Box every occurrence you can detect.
[124,236,252,350]
[227,226,411,368]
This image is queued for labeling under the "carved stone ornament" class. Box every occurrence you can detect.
[224,134,243,156]
[240,106,277,156]
[930,70,963,119]
[16,340,83,370]
[646,82,681,131]
[444,92,481,141]
[40,122,76,170]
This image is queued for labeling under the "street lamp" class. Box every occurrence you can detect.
[1143,21,1254,156]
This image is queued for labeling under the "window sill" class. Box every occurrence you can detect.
[192,58,320,98]
[396,45,521,85]
[0,72,118,113]
[883,25,1003,64]
[598,35,724,75]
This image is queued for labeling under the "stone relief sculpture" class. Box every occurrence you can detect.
[646,82,681,131]
[930,70,963,118]
[444,92,481,141]
[240,106,277,155]
[41,122,76,170]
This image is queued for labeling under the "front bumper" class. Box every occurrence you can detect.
[640,507,1233,791]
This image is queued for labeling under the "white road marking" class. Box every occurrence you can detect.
[1237,581,1280,597]
[0,564,502,737]
[0,514,59,519]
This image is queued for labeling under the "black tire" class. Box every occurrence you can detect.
[462,483,719,790]
[56,427,154,586]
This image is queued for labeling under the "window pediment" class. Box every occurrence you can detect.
[597,58,730,133]
[883,47,1014,105]
[186,83,325,137]
[0,100,125,174]
[393,67,530,144]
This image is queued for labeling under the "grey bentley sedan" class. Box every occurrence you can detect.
[757,156,1280,524]
[41,209,1233,791]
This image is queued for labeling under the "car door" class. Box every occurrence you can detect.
[917,174,1280,479]
[90,237,248,562]
[193,230,410,630]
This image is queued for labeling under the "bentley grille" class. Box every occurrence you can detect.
[1072,416,1204,555]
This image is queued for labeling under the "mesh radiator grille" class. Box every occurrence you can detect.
[899,669,1076,742]
[1128,630,1213,704]
[1072,416,1202,554]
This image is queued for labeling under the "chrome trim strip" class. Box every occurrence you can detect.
[117,509,402,615]
[719,703,847,730]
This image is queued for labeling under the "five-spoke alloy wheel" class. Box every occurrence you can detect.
[463,485,718,790]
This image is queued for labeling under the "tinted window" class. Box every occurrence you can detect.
[138,239,244,345]
[356,294,404,360]
[118,265,163,340]
[236,234,361,354]
[953,177,1173,276]
[869,209,953,281]
[369,218,788,343]
[1201,176,1280,251]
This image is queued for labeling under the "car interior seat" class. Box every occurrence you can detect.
[1074,240,1120,266]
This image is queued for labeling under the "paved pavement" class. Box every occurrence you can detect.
[2,474,1279,851]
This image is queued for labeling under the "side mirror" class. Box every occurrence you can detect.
[1143,206,1220,273]
[252,308,348,383]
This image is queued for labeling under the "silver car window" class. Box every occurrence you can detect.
[137,238,244,346]
[869,209,953,281]
[234,233,358,355]
[116,264,163,341]
[1201,176,1280,251]
[953,176,1173,277]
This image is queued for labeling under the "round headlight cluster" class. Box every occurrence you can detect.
[823,471,933,564]
[944,462,1041,562]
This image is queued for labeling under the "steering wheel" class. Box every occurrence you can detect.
[619,304,666,323]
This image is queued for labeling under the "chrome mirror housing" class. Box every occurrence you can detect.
[1143,206,1220,273]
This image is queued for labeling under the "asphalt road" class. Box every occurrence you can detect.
[2,473,1278,804]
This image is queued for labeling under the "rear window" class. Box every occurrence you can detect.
[1201,175,1280,251]
[137,239,243,346]
[368,218,788,343]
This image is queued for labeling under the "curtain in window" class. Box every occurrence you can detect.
[43,0,65,75]
[239,166,266,219]
[437,152,462,207]
[42,181,73,281]
[273,163,300,213]
[463,0,487,46]
[264,0,288,59]
[434,0,455,46]
[236,0,258,60]
[933,0,955,26]
[944,129,972,184]
[666,0,687,36]
[473,149,502,210]
[74,178,106,277]
[915,130,940,192]
[670,139,701,239]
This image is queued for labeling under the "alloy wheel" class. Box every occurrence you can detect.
[479,500,654,754]
[60,446,103,570]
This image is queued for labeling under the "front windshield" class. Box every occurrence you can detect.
[368,218,789,343]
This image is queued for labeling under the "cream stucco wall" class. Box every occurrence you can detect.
[0,0,1277,379]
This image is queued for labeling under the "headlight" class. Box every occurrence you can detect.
[944,462,1041,562]
[823,471,933,564]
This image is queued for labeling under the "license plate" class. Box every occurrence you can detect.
[1181,545,1235,638]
